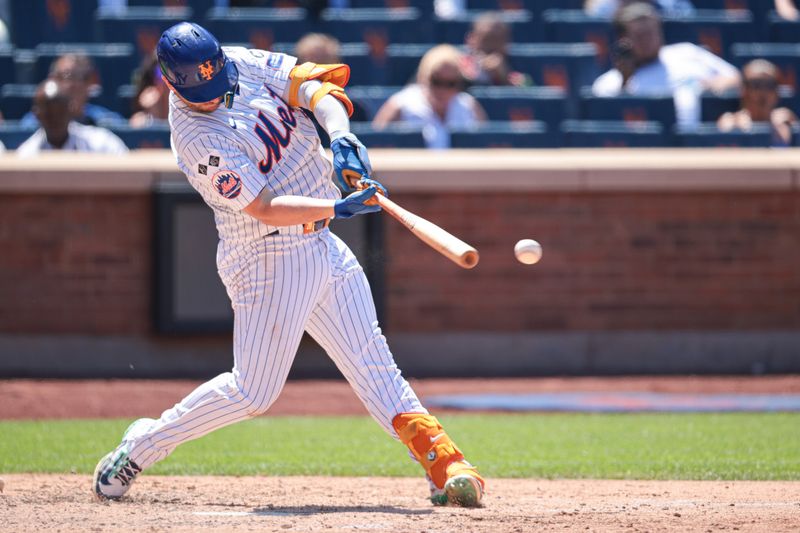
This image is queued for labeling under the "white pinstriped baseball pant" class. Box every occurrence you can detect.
[127,229,426,471]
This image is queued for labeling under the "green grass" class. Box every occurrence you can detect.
[1,414,799,480]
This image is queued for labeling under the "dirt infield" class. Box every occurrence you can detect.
[2,375,800,419]
[1,475,798,532]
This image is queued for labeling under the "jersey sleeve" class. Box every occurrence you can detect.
[688,44,739,78]
[179,135,268,212]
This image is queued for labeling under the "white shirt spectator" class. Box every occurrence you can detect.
[391,84,481,149]
[585,0,695,18]
[592,42,739,126]
[16,122,129,157]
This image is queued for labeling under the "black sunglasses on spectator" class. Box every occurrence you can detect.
[745,78,778,90]
[430,77,461,89]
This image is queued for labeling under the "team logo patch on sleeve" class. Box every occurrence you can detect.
[266,53,284,69]
[212,170,242,199]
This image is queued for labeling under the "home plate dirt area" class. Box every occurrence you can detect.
[0,475,798,532]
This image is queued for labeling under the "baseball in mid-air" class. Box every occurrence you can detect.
[514,239,542,265]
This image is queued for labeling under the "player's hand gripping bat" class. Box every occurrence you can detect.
[343,169,479,269]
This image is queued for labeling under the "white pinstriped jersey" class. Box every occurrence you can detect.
[116,45,429,478]
[169,47,340,268]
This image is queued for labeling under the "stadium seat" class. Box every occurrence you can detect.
[206,8,313,50]
[337,43,427,87]
[662,10,755,60]
[731,43,800,92]
[9,1,95,48]
[0,84,37,120]
[580,92,677,130]
[507,43,600,97]
[700,92,739,122]
[33,44,139,110]
[450,121,555,148]
[434,10,537,44]
[125,0,216,14]
[0,45,15,86]
[693,0,773,39]
[116,84,138,118]
[108,122,172,149]
[0,122,37,149]
[346,86,400,119]
[322,8,433,45]
[675,123,772,147]
[338,43,386,86]
[542,10,614,71]
[560,120,668,147]
[467,86,566,130]
[347,0,433,12]
[349,123,426,148]
[767,11,800,43]
[467,0,583,16]
[384,44,430,86]
[95,6,194,57]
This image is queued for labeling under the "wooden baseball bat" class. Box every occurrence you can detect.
[374,193,479,269]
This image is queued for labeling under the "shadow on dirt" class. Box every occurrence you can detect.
[251,504,434,516]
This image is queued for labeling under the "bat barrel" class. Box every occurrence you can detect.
[462,250,479,269]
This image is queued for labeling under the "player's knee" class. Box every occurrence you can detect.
[240,387,280,417]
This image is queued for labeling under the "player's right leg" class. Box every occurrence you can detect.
[93,237,328,501]
[305,233,484,507]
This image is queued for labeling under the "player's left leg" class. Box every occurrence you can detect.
[93,235,328,501]
[305,232,485,507]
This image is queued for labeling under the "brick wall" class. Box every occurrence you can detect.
[0,194,152,335]
[385,191,800,332]
[2,189,798,337]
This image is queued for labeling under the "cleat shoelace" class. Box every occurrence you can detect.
[105,451,141,487]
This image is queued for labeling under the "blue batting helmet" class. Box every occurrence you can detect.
[156,22,238,103]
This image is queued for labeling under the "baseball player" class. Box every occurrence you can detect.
[92,22,485,508]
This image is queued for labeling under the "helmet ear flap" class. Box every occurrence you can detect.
[157,58,174,84]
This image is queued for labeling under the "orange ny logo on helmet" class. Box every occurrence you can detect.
[198,60,215,81]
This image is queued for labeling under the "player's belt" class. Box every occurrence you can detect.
[265,218,331,237]
[302,218,331,234]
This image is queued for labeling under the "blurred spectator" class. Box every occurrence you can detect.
[21,54,125,128]
[775,0,799,20]
[585,0,694,17]
[129,54,169,128]
[372,44,487,149]
[294,33,369,123]
[592,2,740,126]
[461,12,530,87]
[17,80,129,157]
[717,60,798,147]
[295,33,340,65]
